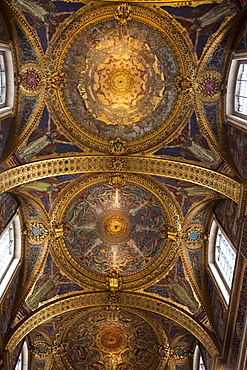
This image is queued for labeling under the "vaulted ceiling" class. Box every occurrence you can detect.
[1,1,247,369]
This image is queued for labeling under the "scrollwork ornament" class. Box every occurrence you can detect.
[47,72,66,89]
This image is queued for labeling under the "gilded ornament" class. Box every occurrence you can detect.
[114,3,132,25]
[30,342,52,359]
[0,157,241,202]
[20,69,40,91]
[48,72,66,89]
[110,138,126,155]
[159,225,179,241]
[106,268,122,292]
[54,224,64,239]
[109,157,127,172]
[108,172,127,186]
[185,227,203,244]
[24,221,49,243]
[175,76,194,92]
[107,293,120,310]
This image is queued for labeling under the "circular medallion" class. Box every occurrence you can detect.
[62,181,169,277]
[109,70,132,94]
[95,325,128,354]
[104,215,127,238]
[48,4,195,153]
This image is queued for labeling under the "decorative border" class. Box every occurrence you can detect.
[0,157,241,202]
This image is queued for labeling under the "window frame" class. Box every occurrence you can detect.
[0,210,22,299]
[193,345,206,370]
[208,218,236,304]
[0,42,15,119]
[226,51,247,129]
[15,341,28,370]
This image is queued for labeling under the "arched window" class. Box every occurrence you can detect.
[226,51,247,128]
[208,219,236,303]
[0,42,15,119]
[0,211,21,298]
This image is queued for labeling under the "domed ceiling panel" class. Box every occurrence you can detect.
[48,3,195,153]
[63,19,178,142]
[51,174,181,288]
[61,308,164,370]
[62,181,168,277]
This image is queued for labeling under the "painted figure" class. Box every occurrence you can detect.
[12,0,75,46]
[173,0,236,50]
[17,116,74,162]
[163,118,218,168]
[158,266,199,314]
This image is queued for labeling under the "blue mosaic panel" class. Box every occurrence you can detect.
[14,22,37,62]
[206,31,232,71]
[26,245,42,280]
[203,104,220,140]
[19,98,38,134]
[188,250,202,286]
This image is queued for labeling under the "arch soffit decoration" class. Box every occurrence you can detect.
[0,156,241,202]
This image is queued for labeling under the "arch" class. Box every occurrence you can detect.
[0,156,241,202]
[6,292,219,357]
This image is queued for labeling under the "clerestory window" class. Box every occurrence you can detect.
[208,219,236,304]
[193,345,206,370]
[226,51,247,129]
[0,211,21,299]
[0,42,15,119]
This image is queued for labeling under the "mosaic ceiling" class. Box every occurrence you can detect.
[1,0,247,369]
[49,3,195,153]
